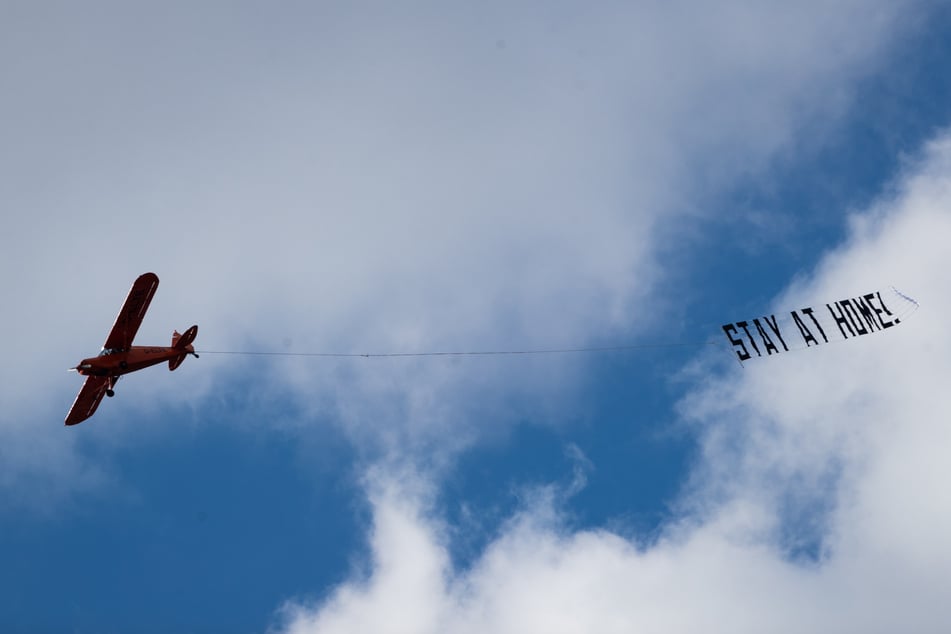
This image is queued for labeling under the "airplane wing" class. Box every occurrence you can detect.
[65,376,109,426]
[102,272,159,351]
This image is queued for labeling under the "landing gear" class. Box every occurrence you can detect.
[106,376,119,398]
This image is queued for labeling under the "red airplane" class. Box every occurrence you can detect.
[65,272,199,426]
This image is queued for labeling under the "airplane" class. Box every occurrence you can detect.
[65,272,199,426]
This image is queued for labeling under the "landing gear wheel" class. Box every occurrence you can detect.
[106,389,115,398]
[119,361,128,370]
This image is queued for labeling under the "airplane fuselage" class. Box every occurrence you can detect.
[75,346,182,377]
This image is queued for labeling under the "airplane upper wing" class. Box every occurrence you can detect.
[65,376,109,426]
[102,272,159,351]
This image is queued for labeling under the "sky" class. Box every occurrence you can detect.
[3,2,951,632]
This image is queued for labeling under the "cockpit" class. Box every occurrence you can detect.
[99,348,121,356]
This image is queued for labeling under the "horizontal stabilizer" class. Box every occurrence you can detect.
[173,325,198,350]
[170,324,198,370]
[169,354,187,371]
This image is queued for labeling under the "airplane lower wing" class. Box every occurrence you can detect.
[65,376,109,426]
[102,272,159,352]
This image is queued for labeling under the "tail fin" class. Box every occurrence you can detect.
[169,325,198,371]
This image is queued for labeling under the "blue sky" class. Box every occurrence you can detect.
[4,3,951,632]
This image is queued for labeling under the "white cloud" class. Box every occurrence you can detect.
[271,131,951,632]
[0,3,927,498]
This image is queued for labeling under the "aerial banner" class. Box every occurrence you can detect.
[721,288,918,363]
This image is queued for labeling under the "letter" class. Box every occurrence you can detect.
[827,302,856,339]
[722,324,751,361]
[865,292,896,328]
[737,321,762,357]
[876,291,899,326]
[791,310,819,346]
[763,314,789,351]
[753,318,780,355]
[802,307,829,343]
[854,296,882,332]
[840,299,868,335]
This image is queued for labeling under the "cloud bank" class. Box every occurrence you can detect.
[273,130,951,633]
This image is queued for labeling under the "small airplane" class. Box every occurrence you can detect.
[65,272,199,426]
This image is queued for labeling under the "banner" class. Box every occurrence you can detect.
[721,289,918,363]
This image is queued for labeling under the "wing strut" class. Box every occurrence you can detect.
[65,376,110,426]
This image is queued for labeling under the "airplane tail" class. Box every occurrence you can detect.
[169,324,199,371]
